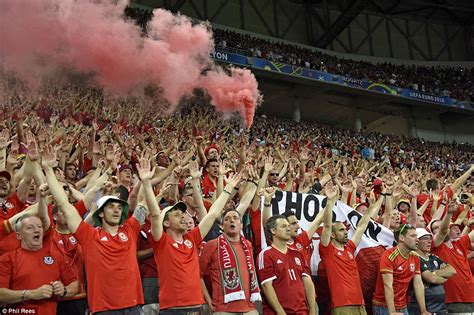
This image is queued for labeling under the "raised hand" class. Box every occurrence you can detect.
[136,158,154,181]
[264,156,274,173]
[25,132,40,161]
[226,172,243,191]
[189,160,201,179]
[38,183,50,198]
[263,186,276,201]
[0,129,12,150]
[41,145,58,168]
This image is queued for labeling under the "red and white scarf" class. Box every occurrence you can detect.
[217,234,261,303]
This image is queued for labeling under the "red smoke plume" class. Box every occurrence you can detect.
[0,0,262,127]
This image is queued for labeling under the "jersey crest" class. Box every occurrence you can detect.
[184,239,193,249]
[43,256,54,265]
[118,232,128,242]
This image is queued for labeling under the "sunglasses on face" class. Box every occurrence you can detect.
[270,173,279,176]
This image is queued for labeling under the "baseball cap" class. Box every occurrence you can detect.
[117,164,132,173]
[92,196,129,227]
[416,228,432,239]
[162,201,187,216]
[0,170,11,181]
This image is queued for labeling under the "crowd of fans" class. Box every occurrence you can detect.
[125,7,474,102]
[0,82,472,314]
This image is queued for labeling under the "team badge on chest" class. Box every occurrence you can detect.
[118,232,128,242]
[69,236,77,245]
[43,256,54,265]
[296,243,303,250]
[409,263,415,272]
[184,240,193,249]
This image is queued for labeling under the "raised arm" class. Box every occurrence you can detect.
[198,173,242,238]
[320,183,338,247]
[261,187,276,226]
[352,195,384,246]
[41,146,82,233]
[433,202,456,247]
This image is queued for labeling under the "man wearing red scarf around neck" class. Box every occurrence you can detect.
[200,208,261,314]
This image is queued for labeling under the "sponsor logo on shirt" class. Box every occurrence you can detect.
[277,259,283,264]
[456,248,463,256]
[118,232,128,242]
[69,236,77,245]
[410,263,415,272]
[58,240,64,245]
[43,256,54,265]
[184,239,193,249]
[100,236,108,242]
[337,252,342,256]
[295,257,301,266]
[397,266,403,271]
[348,252,354,259]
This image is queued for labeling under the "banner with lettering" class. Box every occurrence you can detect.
[261,190,394,271]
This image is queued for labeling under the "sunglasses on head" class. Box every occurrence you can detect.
[399,223,413,235]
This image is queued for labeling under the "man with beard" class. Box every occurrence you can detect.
[320,184,383,315]
[372,224,429,315]
[257,215,316,315]
[200,209,261,314]
[430,201,474,314]
[408,228,456,315]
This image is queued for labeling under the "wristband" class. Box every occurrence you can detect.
[223,190,231,195]
[247,180,258,186]
[21,290,27,301]
[62,287,68,297]
[264,203,271,207]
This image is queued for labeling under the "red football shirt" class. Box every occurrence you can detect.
[0,245,77,314]
[152,227,204,310]
[257,246,310,315]
[287,230,314,267]
[319,240,364,308]
[50,229,86,300]
[73,218,144,313]
[372,247,420,309]
[431,235,474,303]
[0,193,25,221]
[201,175,217,198]
[200,238,256,312]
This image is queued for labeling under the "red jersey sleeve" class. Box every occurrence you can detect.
[379,252,393,274]
[186,227,203,245]
[257,250,277,285]
[457,235,472,252]
[300,252,311,277]
[124,217,141,238]
[0,253,12,288]
[73,221,96,244]
[296,230,312,247]
[199,240,216,278]
[414,255,421,275]
[347,240,357,254]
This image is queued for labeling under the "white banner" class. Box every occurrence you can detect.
[261,190,395,273]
